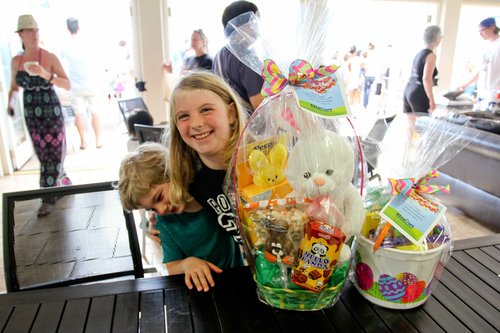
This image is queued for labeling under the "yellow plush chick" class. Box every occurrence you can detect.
[248,143,288,188]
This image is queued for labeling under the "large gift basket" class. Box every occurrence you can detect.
[224,2,366,311]
[352,112,477,309]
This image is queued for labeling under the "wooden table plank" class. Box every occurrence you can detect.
[0,305,13,331]
[189,290,221,332]
[340,281,391,332]
[481,246,500,264]
[85,296,115,333]
[453,234,500,251]
[371,305,418,333]
[139,290,165,333]
[402,307,446,333]
[431,282,498,333]
[452,251,500,293]
[2,303,38,333]
[58,298,90,333]
[421,296,471,332]
[112,292,139,333]
[298,311,337,332]
[445,257,500,310]
[31,301,65,333]
[465,248,500,275]
[324,296,364,333]
[272,308,309,332]
[165,288,192,333]
[212,271,278,333]
[0,275,184,305]
[439,269,500,328]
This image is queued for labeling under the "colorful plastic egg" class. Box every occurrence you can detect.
[396,272,418,287]
[355,263,374,290]
[378,274,406,301]
[402,280,426,303]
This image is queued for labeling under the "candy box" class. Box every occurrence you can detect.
[291,221,345,292]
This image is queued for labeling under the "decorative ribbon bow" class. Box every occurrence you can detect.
[261,59,339,97]
[388,169,450,197]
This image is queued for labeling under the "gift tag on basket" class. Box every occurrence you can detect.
[294,72,350,117]
[378,174,448,246]
[261,59,351,118]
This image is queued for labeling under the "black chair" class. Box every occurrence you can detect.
[134,124,167,144]
[362,115,396,181]
[2,181,144,292]
[117,97,149,124]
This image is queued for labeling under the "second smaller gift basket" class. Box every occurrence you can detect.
[352,112,477,309]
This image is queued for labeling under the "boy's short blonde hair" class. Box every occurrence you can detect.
[118,142,169,211]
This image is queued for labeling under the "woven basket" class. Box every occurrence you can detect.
[253,259,350,311]
[255,278,347,311]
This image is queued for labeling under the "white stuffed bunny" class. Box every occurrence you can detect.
[285,131,364,241]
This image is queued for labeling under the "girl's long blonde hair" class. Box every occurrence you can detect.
[168,72,246,205]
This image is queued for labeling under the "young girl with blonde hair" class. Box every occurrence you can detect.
[168,72,246,245]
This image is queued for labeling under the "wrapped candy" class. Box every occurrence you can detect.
[223,1,365,310]
[352,111,477,309]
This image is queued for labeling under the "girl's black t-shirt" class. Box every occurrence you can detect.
[189,162,242,244]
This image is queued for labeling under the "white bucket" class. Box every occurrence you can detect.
[352,235,447,309]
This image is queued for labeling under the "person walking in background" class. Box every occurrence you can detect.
[61,17,104,149]
[7,14,72,216]
[403,25,442,113]
[163,29,213,75]
[342,46,362,110]
[360,42,376,109]
[212,0,264,113]
[459,17,500,111]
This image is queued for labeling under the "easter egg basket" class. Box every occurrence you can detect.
[236,198,360,311]
[352,234,449,309]
[254,258,350,311]
[222,3,368,311]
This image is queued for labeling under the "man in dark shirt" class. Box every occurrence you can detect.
[212,1,264,113]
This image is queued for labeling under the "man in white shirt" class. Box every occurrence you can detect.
[61,17,104,148]
[460,17,500,111]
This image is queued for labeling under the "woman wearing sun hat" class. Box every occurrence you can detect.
[7,14,72,216]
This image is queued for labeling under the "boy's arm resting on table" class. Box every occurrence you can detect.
[157,213,222,292]
[166,258,223,292]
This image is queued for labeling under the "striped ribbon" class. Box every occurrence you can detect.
[388,169,450,197]
[261,59,339,97]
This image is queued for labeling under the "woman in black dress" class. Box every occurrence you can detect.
[403,25,442,113]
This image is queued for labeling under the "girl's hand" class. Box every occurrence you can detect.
[181,257,222,292]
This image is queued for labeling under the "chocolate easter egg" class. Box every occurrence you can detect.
[378,274,406,301]
[355,263,373,290]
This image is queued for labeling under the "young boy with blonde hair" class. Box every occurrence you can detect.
[118,142,243,291]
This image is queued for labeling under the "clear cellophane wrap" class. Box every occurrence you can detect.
[222,1,367,310]
[351,110,478,308]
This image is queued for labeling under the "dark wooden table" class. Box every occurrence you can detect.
[1,234,499,332]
